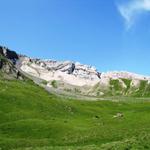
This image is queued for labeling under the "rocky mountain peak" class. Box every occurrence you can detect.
[1,46,150,97]
[0,46,23,79]
[19,54,150,90]
[19,56,101,86]
[0,46,18,64]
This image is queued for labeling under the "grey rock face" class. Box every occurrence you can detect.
[0,46,24,79]
[0,46,150,97]
[28,59,101,81]
[0,46,19,64]
[73,62,101,80]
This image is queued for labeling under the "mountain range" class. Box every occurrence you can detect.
[1,45,150,97]
[1,45,150,150]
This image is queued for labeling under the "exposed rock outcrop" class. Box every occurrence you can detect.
[0,46,18,64]
[0,46,23,79]
[18,55,150,97]
[0,45,150,97]
[19,57,101,86]
[101,71,150,81]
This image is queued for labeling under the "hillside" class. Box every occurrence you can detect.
[1,45,150,98]
[0,46,24,80]
[1,46,150,149]
[1,78,150,149]
[18,52,150,97]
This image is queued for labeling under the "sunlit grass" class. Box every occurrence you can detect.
[0,80,150,149]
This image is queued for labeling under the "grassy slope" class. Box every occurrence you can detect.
[109,79,150,97]
[0,80,150,149]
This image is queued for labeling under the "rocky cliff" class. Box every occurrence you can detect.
[0,45,150,97]
[18,55,150,97]
[19,57,101,86]
[0,46,22,79]
[0,46,18,63]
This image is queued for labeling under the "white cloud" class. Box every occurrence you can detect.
[117,0,150,29]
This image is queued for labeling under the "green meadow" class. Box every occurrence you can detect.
[0,79,150,150]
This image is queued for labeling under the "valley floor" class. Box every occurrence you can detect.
[0,80,150,150]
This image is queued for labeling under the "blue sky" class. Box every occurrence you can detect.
[0,0,150,75]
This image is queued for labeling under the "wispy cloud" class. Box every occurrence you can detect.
[117,0,150,29]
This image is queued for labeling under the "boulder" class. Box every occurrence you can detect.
[113,113,123,118]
